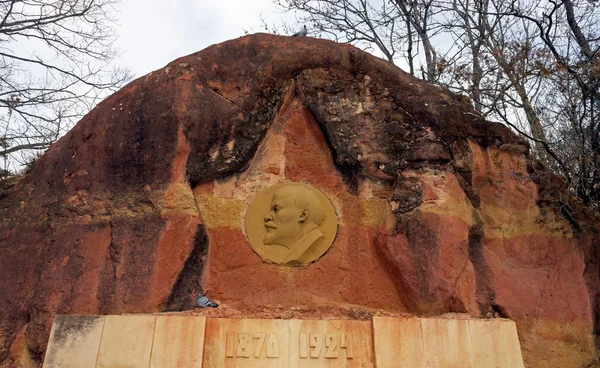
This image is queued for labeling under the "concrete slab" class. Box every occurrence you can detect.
[421,318,475,367]
[469,319,525,368]
[150,315,206,368]
[43,315,105,368]
[373,317,524,368]
[42,314,525,368]
[372,317,425,368]
[95,315,156,368]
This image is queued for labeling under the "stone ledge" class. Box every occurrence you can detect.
[43,314,523,368]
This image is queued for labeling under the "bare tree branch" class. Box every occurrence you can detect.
[0,0,131,170]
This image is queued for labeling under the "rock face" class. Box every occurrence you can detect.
[0,34,598,367]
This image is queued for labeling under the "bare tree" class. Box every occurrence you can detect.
[436,0,599,203]
[433,0,491,112]
[506,0,600,205]
[271,0,401,63]
[391,0,440,82]
[485,0,552,164]
[0,0,130,170]
[271,0,600,205]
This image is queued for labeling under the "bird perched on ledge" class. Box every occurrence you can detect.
[292,25,308,37]
[196,293,218,308]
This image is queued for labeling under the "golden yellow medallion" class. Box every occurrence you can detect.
[245,182,337,266]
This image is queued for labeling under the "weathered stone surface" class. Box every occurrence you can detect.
[95,315,155,368]
[42,316,104,368]
[151,316,206,368]
[0,33,598,368]
[40,315,207,368]
[469,318,525,367]
[420,318,476,366]
[373,317,426,367]
[372,316,524,368]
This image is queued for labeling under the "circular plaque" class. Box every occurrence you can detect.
[245,182,337,266]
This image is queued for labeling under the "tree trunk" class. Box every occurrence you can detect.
[420,31,437,82]
[516,83,551,165]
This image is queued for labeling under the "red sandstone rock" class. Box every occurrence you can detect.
[0,34,598,367]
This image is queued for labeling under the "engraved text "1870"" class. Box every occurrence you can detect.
[226,333,279,358]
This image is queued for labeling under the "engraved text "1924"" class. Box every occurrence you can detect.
[299,333,353,359]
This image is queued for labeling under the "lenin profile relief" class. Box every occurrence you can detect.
[245,182,337,266]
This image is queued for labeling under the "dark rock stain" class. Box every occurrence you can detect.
[467,212,496,315]
[164,224,210,312]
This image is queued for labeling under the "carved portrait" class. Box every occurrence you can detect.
[246,182,337,266]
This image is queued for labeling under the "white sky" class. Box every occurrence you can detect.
[115,0,294,78]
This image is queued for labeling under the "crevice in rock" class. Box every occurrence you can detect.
[532,263,558,329]
[402,212,439,308]
[584,232,600,349]
[302,106,362,194]
[489,303,510,318]
[96,218,118,314]
[446,253,471,313]
[373,233,419,312]
[0,310,29,365]
[205,85,235,105]
[163,224,209,312]
[377,211,441,314]
[454,170,480,209]
[390,176,423,217]
[331,155,362,194]
[24,308,44,364]
[467,210,496,315]
[593,284,600,349]
[449,139,479,208]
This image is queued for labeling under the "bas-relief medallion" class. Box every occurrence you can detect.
[245,182,337,266]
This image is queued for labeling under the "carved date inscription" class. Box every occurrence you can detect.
[225,331,354,360]
[299,333,353,359]
[225,332,280,358]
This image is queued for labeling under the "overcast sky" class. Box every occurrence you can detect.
[115,0,294,78]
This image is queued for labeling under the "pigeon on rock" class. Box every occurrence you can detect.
[292,25,308,37]
[196,293,218,308]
